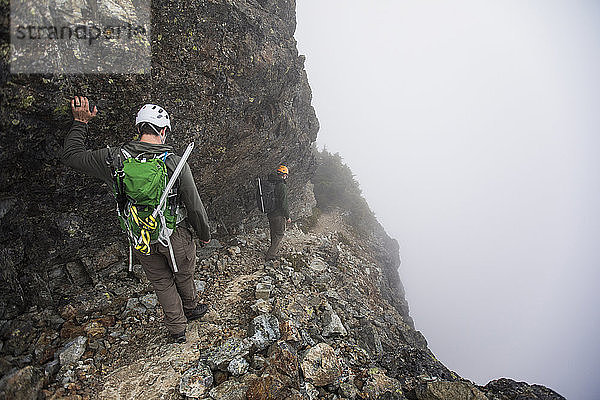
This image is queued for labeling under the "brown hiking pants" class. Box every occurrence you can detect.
[266,215,286,259]
[134,226,198,335]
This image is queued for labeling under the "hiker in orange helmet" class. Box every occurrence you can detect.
[265,165,290,260]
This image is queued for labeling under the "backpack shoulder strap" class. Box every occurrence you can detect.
[121,148,133,160]
[155,151,172,161]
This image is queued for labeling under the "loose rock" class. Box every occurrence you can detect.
[251,354,267,371]
[0,366,45,400]
[57,336,87,366]
[206,337,252,371]
[195,280,206,294]
[279,320,301,343]
[322,309,347,337]
[139,293,158,309]
[255,282,272,300]
[123,298,146,316]
[266,340,299,387]
[209,379,248,400]
[248,314,280,351]
[228,355,249,377]
[361,367,404,399]
[481,378,565,400]
[416,380,488,400]
[228,246,241,256]
[44,359,60,379]
[309,258,327,272]
[179,362,213,398]
[340,377,360,400]
[251,299,272,314]
[303,382,319,400]
[300,343,342,387]
[246,375,291,400]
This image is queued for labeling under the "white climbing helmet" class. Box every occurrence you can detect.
[135,104,171,132]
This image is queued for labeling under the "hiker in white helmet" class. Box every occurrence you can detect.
[63,96,211,343]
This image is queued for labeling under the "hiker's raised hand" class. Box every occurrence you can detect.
[71,96,97,123]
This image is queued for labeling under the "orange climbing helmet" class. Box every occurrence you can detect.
[277,165,289,175]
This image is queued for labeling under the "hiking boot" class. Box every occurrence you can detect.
[185,303,208,321]
[171,330,186,343]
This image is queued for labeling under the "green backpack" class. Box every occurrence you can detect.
[109,149,179,270]
[107,143,195,273]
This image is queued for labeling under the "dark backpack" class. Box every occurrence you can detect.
[256,177,276,213]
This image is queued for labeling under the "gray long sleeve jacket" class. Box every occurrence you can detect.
[62,120,211,242]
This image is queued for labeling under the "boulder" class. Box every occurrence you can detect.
[206,337,252,371]
[267,341,299,387]
[0,366,45,400]
[249,314,280,351]
[57,336,87,366]
[246,375,292,400]
[481,378,566,400]
[300,343,342,387]
[209,379,248,400]
[179,362,213,398]
[416,380,489,400]
[360,367,405,400]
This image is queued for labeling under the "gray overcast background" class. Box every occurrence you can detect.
[295,1,600,399]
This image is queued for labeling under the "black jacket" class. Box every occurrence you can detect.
[267,173,289,219]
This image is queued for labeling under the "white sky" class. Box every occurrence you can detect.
[295,1,600,399]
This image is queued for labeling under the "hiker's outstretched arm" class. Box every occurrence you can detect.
[62,120,112,184]
[180,163,211,242]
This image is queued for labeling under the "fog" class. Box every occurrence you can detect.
[295,1,600,399]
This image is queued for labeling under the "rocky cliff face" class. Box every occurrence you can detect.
[0,1,565,399]
[1,0,317,310]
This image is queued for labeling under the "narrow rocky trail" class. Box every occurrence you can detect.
[95,233,274,399]
[80,217,419,399]
[91,224,336,399]
[2,212,566,400]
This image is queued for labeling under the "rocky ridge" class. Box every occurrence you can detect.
[0,0,567,399]
[0,211,566,399]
